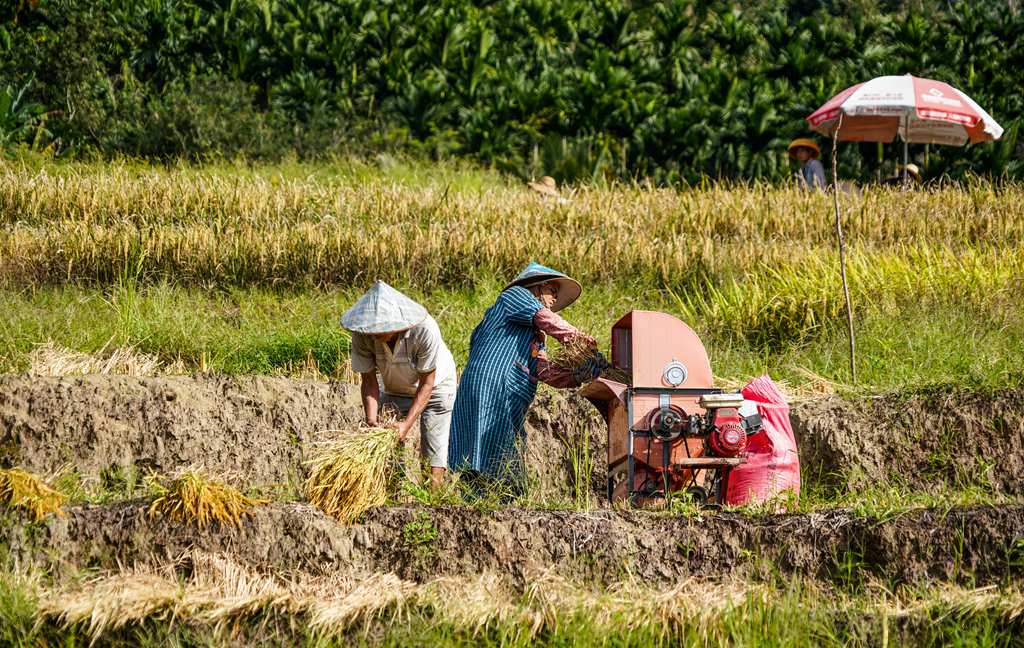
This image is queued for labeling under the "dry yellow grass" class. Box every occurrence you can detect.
[550,334,597,370]
[33,552,1024,643]
[1,161,1022,290]
[304,418,399,522]
[146,469,263,528]
[26,341,181,377]
[0,467,66,521]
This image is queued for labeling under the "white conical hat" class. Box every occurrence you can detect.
[340,281,427,334]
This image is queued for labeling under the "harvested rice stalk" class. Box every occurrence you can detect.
[550,334,596,371]
[551,334,633,385]
[146,469,262,528]
[304,418,399,522]
[0,467,65,521]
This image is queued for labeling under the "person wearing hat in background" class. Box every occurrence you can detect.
[881,163,923,188]
[527,175,572,205]
[448,262,603,495]
[341,280,457,489]
[787,138,826,190]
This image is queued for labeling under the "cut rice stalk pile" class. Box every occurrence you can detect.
[305,423,399,522]
[551,334,632,385]
[146,469,262,528]
[0,467,65,521]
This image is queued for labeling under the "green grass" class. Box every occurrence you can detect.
[1,278,1021,390]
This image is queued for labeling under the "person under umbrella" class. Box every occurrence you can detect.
[448,262,602,496]
[787,138,827,190]
[881,163,923,187]
[341,281,458,489]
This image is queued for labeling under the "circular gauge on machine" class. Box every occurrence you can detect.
[662,360,688,386]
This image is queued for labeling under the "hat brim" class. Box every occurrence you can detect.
[787,145,820,159]
[341,315,426,335]
[528,182,560,197]
[505,274,582,312]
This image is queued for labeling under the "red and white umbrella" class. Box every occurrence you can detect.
[807,74,1003,145]
[803,75,1002,385]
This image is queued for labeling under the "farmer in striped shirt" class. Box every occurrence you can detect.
[448,262,601,495]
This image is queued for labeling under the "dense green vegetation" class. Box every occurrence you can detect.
[2,0,1021,181]
[3,280,1023,391]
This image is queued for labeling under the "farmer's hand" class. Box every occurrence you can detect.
[571,350,607,386]
[572,332,597,347]
[393,419,414,443]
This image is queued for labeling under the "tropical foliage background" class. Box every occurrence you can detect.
[2,0,1021,182]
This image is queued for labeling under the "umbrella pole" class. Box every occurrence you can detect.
[903,139,909,185]
[831,116,857,383]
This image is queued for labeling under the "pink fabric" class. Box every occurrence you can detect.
[533,307,578,342]
[807,75,1002,145]
[724,375,801,509]
[534,350,577,388]
[531,308,581,387]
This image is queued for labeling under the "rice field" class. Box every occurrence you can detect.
[0,158,1021,389]
[2,157,1023,645]
[9,553,1023,647]
[1,159,1022,292]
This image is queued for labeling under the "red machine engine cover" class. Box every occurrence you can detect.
[708,421,747,457]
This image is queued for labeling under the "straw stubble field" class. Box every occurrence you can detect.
[1,158,1023,645]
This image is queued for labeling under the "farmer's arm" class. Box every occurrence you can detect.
[351,333,380,425]
[534,346,576,388]
[360,372,381,426]
[534,307,596,345]
[395,370,436,441]
[810,159,827,189]
[394,320,444,441]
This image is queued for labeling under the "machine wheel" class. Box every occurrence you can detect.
[685,485,709,506]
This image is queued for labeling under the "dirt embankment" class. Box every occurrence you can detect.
[4,502,1022,588]
[1,374,1022,496]
[0,375,362,490]
[792,388,1024,494]
[0,375,599,499]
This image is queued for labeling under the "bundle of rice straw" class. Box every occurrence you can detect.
[0,467,66,521]
[601,366,632,385]
[551,334,632,385]
[304,416,399,522]
[550,334,597,371]
[146,469,261,528]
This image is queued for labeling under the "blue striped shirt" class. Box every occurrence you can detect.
[447,286,543,477]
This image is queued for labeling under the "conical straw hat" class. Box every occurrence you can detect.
[527,176,560,197]
[340,281,427,334]
[504,261,582,312]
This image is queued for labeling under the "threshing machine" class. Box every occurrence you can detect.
[580,310,762,506]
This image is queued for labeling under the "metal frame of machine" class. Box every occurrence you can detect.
[582,310,760,507]
[621,386,757,506]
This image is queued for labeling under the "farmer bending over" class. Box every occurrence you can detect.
[448,262,603,497]
[341,281,457,489]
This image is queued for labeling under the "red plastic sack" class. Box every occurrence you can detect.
[724,375,800,508]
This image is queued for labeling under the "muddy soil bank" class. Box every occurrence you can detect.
[4,502,1022,588]
[1,374,1022,496]
[792,387,1024,494]
[0,374,596,499]
[0,374,362,491]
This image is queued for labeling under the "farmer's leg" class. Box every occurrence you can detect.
[419,392,453,489]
